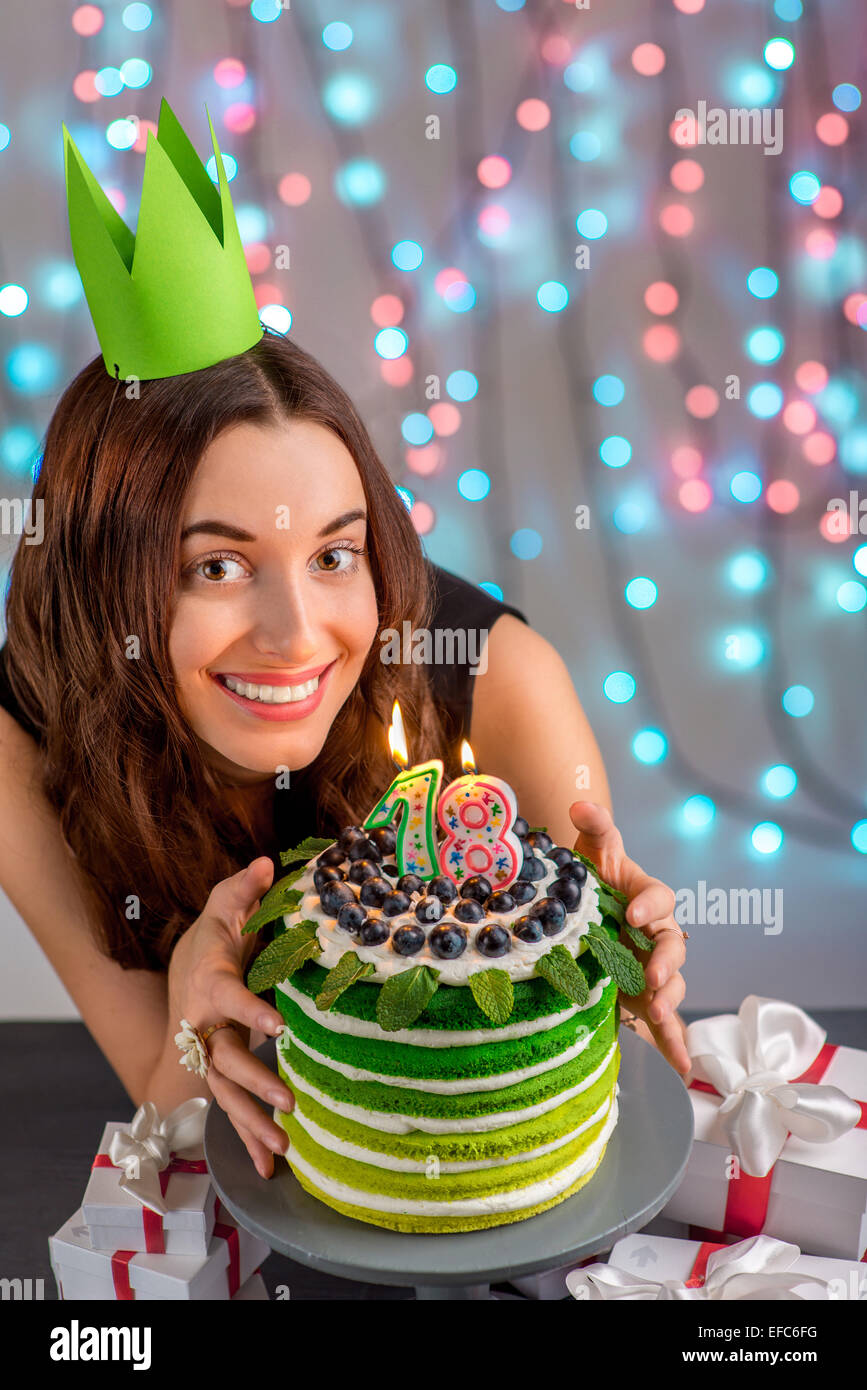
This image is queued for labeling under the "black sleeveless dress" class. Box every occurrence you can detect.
[0,559,527,855]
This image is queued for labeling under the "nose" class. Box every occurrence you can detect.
[249,565,321,666]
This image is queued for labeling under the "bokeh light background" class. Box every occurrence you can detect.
[0,0,865,1012]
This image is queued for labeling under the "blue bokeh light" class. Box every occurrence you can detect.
[730,470,763,503]
[752,821,783,854]
[832,83,861,113]
[334,158,386,205]
[789,170,820,204]
[593,374,625,406]
[576,209,607,240]
[401,413,434,447]
[682,795,715,831]
[745,328,784,363]
[537,281,568,313]
[374,328,408,360]
[599,435,631,468]
[729,552,768,591]
[602,671,636,704]
[723,629,765,669]
[446,370,478,402]
[632,729,667,765]
[747,266,779,299]
[836,580,867,612]
[323,73,376,125]
[782,684,814,717]
[251,0,282,23]
[322,21,353,50]
[625,576,658,609]
[762,764,797,798]
[5,343,60,394]
[457,469,491,501]
[426,65,457,94]
[852,820,867,854]
[510,528,543,560]
[747,382,784,418]
[391,240,423,272]
[122,4,153,31]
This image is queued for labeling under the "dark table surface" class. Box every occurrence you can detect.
[3,1012,865,1300]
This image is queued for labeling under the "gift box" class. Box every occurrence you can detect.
[49,1200,271,1301]
[509,1215,690,1300]
[660,996,867,1260]
[566,1232,867,1301]
[232,1272,270,1301]
[83,1112,214,1256]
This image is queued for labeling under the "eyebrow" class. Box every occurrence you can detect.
[180,509,367,543]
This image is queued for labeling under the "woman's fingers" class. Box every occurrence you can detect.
[205,857,275,937]
[208,1025,294,1112]
[208,1066,290,1156]
[207,964,284,1037]
[234,1119,277,1181]
[646,970,686,1023]
[569,801,624,875]
[626,878,676,928]
[642,923,687,990]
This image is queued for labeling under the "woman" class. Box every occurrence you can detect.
[0,330,688,1181]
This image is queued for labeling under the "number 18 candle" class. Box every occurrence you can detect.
[437,740,523,889]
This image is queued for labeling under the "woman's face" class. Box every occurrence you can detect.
[170,417,380,784]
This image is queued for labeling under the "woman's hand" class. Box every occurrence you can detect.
[168,857,295,1179]
[569,801,690,1077]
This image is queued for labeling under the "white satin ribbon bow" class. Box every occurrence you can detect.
[686,994,861,1177]
[566,1234,831,1301]
[106,1098,209,1215]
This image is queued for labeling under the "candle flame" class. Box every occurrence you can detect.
[460,739,476,773]
[388,700,408,769]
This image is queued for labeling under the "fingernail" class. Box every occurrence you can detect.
[631,906,645,925]
[271,1091,292,1110]
[261,1015,283,1036]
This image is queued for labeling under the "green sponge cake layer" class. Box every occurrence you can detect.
[278,986,617,1120]
[279,1045,620,1165]
[275,976,613,1082]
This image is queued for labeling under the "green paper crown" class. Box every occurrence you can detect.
[63,98,263,381]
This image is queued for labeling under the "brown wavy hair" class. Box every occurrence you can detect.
[4,330,452,971]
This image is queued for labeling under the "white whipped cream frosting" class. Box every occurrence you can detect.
[280,846,602,986]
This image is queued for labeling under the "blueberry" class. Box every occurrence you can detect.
[513,816,530,838]
[392,924,426,956]
[527,830,553,855]
[549,846,575,870]
[313,865,344,891]
[558,859,588,885]
[381,863,400,879]
[316,845,345,868]
[484,891,516,914]
[428,875,458,904]
[359,876,390,909]
[397,873,424,897]
[336,902,367,935]
[347,836,382,863]
[510,878,537,906]
[549,876,583,911]
[476,924,511,958]
[529,896,567,935]
[381,890,411,918]
[348,858,380,885]
[521,854,547,882]
[360,918,390,946]
[368,825,397,857]
[337,825,367,854]
[319,880,357,916]
[429,923,468,959]
[415,895,444,924]
[460,875,492,903]
[512,915,544,943]
[453,898,484,924]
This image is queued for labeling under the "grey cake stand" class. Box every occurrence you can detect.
[203,1029,694,1300]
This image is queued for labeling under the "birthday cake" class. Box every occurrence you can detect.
[246,754,646,1234]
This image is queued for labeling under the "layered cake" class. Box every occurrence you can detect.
[247,804,645,1235]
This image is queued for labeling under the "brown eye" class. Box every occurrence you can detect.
[319,549,341,571]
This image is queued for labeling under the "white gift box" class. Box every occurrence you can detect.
[662,1033,867,1260]
[83,1120,215,1256]
[49,1205,271,1301]
[509,1215,690,1300]
[233,1272,270,1301]
[567,1233,867,1301]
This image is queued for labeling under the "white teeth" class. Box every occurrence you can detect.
[222,674,320,704]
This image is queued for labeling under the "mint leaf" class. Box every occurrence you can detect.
[584,933,646,996]
[242,879,305,937]
[468,969,514,1025]
[624,921,655,953]
[279,836,334,868]
[246,920,321,994]
[527,825,549,835]
[376,965,441,1032]
[534,945,589,1006]
[315,951,375,1011]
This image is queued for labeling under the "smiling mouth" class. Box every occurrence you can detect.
[213,668,330,705]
